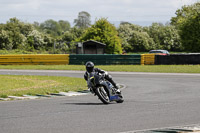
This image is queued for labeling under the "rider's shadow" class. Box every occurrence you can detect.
[63,102,114,105]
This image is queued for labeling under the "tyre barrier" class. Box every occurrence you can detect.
[141,54,155,65]
[69,54,141,65]
[0,54,69,65]
[0,54,200,65]
[155,54,200,65]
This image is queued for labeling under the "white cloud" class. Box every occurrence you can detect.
[170,0,197,8]
[0,0,198,25]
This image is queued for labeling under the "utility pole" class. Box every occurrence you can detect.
[54,41,56,54]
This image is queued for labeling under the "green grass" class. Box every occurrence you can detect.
[0,65,200,73]
[0,75,87,98]
[0,65,86,71]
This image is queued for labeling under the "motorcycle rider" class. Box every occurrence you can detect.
[84,61,121,94]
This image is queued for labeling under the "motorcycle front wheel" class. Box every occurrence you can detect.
[116,94,124,103]
[96,86,110,104]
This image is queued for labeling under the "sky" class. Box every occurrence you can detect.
[0,0,198,26]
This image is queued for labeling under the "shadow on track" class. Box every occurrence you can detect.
[63,102,114,105]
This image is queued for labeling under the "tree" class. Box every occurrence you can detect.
[40,19,62,36]
[171,4,193,27]
[77,18,122,54]
[59,27,85,50]
[120,21,132,25]
[118,24,134,52]
[0,17,56,51]
[3,18,27,49]
[171,2,200,52]
[26,30,46,50]
[162,25,182,51]
[58,20,71,32]
[0,30,12,50]
[145,23,182,51]
[128,31,155,52]
[118,23,144,52]
[74,11,91,28]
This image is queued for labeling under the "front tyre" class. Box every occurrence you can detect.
[116,94,124,103]
[96,86,110,104]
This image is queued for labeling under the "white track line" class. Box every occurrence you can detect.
[0,69,200,76]
[119,123,200,133]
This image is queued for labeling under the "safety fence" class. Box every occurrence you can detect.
[155,54,200,65]
[0,54,200,65]
[142,54,200,65]
[0,54,69,65]
[141,54,155,65]
[69,54,141,65]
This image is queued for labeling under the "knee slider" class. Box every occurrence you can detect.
[107,74,112,79]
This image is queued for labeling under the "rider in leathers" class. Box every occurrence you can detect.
[84,61,121,93]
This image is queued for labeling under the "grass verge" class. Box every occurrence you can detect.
[0,65,200,73]
[0,75,87,98]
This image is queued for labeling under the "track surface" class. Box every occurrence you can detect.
[0,70,200,133]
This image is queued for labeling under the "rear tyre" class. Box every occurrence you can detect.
[96,86,110,104]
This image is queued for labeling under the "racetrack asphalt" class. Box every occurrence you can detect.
[0,70,200,133]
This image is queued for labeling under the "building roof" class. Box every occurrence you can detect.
[83,40,106,46]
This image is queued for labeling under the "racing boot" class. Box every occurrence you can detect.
[111,81,121,94]
[106,75,121,94]
[114,84,121,95]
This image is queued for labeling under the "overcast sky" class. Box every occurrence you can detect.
[0,0,198,26]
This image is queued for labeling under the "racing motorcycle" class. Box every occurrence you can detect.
[87,71,124,104]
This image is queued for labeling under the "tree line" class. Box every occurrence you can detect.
[0,2,199,54]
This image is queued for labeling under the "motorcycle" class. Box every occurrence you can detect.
[87,72,124,104]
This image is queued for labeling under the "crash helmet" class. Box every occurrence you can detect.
[85,61,94,73]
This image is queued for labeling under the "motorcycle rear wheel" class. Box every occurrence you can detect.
[96,86,110,104]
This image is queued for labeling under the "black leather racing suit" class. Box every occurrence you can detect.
[84,68,117,88]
